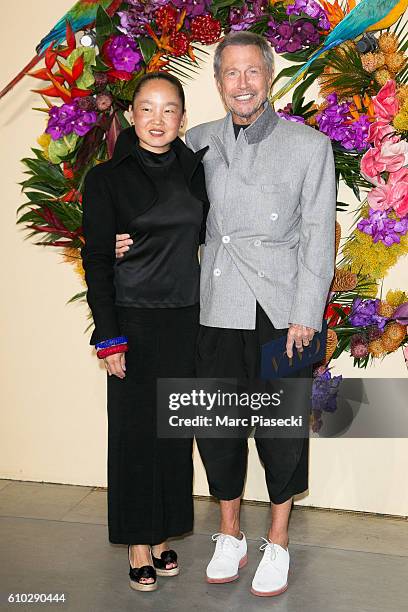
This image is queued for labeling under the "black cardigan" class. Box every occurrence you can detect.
[81,127,209,345]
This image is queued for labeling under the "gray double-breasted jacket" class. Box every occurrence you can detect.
[185,101,336,332]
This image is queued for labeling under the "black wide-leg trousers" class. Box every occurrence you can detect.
[196,303,312,504]
[106,304,199,545]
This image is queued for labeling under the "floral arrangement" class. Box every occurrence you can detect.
[10,0,407,375]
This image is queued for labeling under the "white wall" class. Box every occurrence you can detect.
[1,1,407,515]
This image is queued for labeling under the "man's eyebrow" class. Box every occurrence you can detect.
[223,64,262,71]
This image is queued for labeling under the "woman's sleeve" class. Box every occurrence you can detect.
[196,163,210,245]
[81,167,121,345]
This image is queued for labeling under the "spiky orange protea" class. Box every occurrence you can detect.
[374,67,392,86]
[377,301,395,318]
[368,338,386,358]
[378,32,399,54]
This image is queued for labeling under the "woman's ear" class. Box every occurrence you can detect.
[129,104,134,125]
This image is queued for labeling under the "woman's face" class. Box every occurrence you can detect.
[131,79,186,153]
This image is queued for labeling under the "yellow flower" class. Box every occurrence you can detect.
[342,228,408,281]
[62,247,86,281]
[37,133,51,159]
[386,289,407,308]
[393,109,408,132]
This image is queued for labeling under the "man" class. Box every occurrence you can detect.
[116,32,336,597]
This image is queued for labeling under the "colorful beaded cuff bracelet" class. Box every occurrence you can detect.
[95,336,128,350]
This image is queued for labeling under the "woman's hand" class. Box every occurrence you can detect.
[104,352,127,379]
[115,233,133,258]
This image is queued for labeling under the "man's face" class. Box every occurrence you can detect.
[216,44,273,125]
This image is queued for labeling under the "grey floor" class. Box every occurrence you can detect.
[0,480,407,612]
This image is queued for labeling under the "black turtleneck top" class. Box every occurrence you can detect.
[81,127,210,344]
[113,141,204,309]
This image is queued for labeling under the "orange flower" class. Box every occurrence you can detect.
[145,9,195,72]
[320,0,356,29]
[28,22,89,103]
[348,93,375,122]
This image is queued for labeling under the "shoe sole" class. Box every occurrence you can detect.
[250,583,288,597]
[155,566,180,577]
[206,554,248,584]
[129,579,158,592]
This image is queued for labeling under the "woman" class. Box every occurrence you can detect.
[81,72,209,592]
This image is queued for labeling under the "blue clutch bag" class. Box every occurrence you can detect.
[260,320,328,379]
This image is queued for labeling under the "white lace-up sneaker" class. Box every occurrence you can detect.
[206,532,248,583]
[251,538,289,597]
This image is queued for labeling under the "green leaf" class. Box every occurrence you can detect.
[273,64,302,85]
[66,47,96,89]
[67,290,87,304]
[95,5,113,44]
[210,0,244,18]
[138,37,157,65]
[110,70,144,102]
[48,139,68,164]
[94,55,111,72]
[291,73,317,114]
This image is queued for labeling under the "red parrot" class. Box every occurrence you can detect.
[0,0,122,100]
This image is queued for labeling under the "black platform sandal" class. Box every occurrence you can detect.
[152,549,179,577]
[128,545,158,592]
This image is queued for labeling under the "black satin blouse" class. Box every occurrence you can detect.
[113,142,203,308]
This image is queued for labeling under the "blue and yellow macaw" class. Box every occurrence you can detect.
[271,0,408,103]
[0,0,122,99]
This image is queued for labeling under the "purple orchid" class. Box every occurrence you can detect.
[46,99,97,140]
[316,93,370,151]
[228,0,268,31]
[107,35,143,73]
[312,368,343,413]
[172,0,211,24]
[277,110,306,123]
[266,17,320,53]
[357,209,408,246]
[118,0,168,37]
[286,0,330,31]
[349,298,389,331]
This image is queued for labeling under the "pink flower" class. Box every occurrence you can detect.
[360,147,384,185]
[388,168,408,217]
[373,80,399,121]
[361,140,406,185]
[367,119,398,148]
[381,139,408,166]
[367,182,393,211]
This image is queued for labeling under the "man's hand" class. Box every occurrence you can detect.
[115,233,133,258]
[286,324,316,359]
[104,352,126,379]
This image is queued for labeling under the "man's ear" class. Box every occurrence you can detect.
[215,77,222,97]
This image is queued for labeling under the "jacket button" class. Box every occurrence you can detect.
[254,239,261,247]
[222,235,230,244]
[213,268,221,277]
[258,270,265,278]
[270,213,278,221]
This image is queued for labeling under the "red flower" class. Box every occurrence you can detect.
[325,303,351,327]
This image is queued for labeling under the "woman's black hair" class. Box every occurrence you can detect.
[131,72,185,111]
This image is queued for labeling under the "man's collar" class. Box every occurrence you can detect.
[225,100,279,145]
